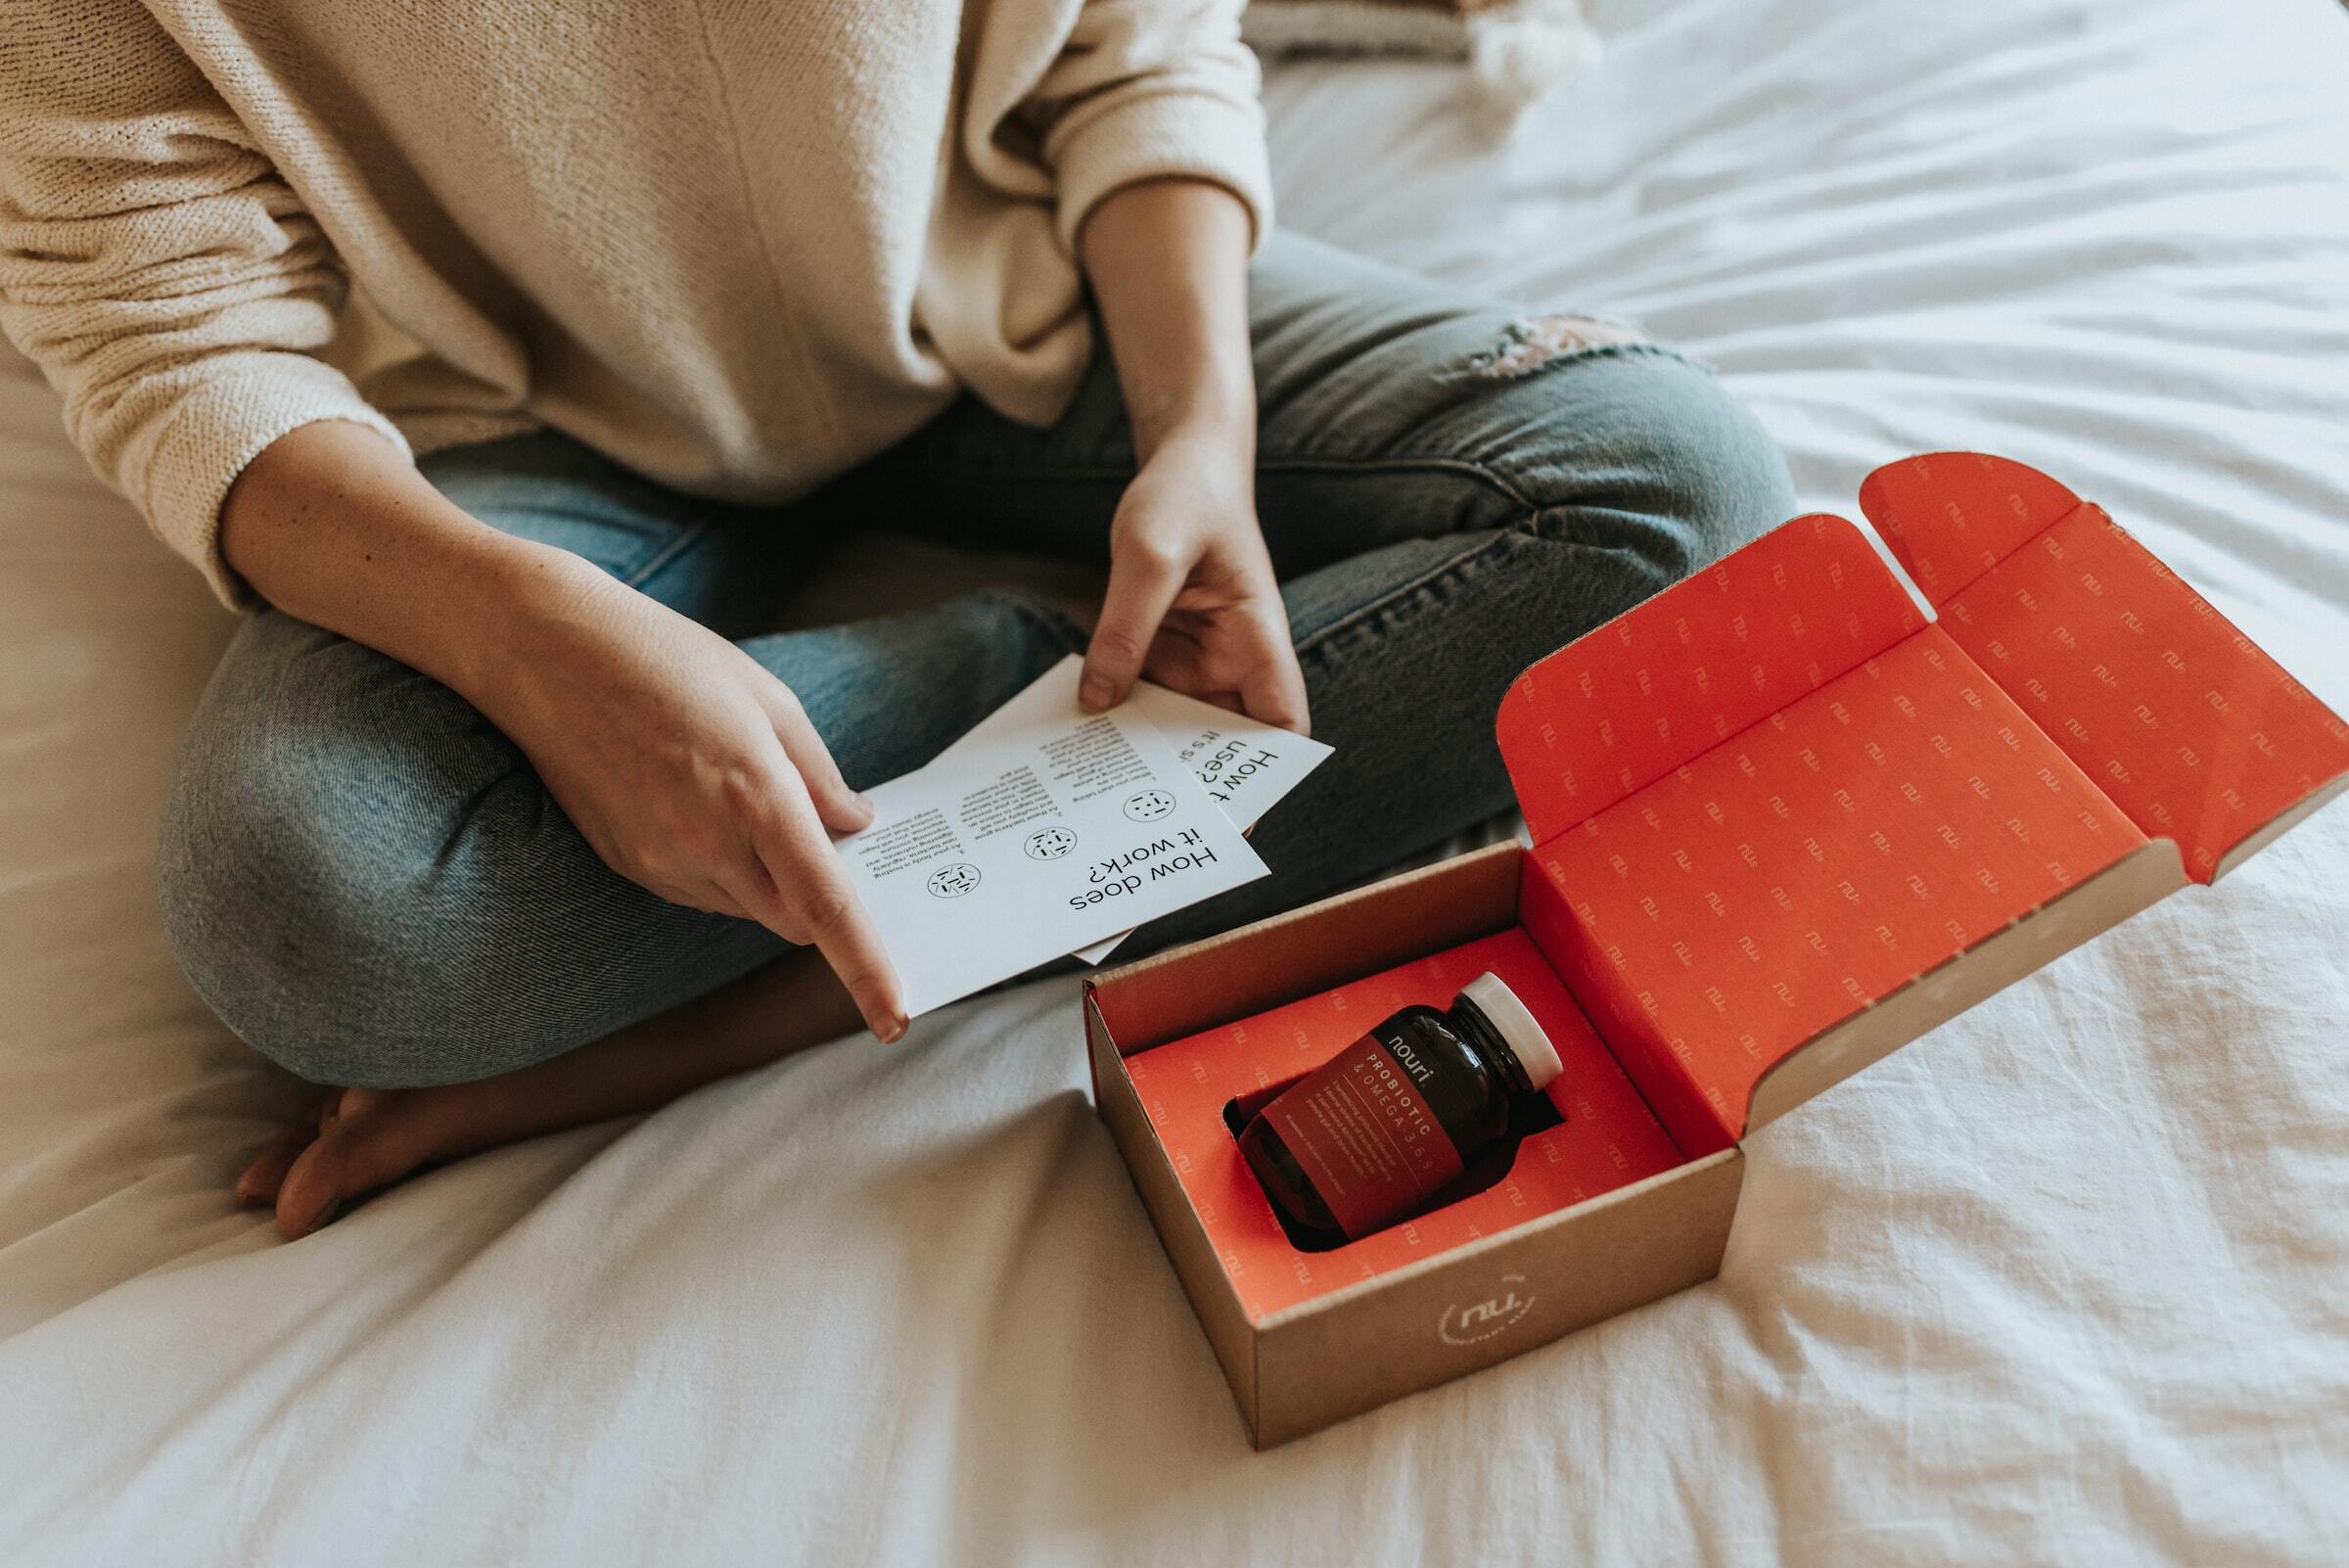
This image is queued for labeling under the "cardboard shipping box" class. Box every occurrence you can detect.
[1082,452,2349,1449]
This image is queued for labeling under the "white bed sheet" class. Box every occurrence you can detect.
[5,1,2348,1563]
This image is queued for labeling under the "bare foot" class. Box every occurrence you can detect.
[235,1084,498,1238]
[233,946,865,1239]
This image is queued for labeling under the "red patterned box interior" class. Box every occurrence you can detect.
[1115,454,2349,1323]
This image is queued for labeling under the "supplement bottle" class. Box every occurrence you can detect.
[1237,971,1564,1245]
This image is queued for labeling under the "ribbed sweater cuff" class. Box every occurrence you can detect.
[136,352,413,610]
[1051,89,1275,256]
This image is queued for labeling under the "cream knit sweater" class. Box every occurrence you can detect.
[0,1,1271,607]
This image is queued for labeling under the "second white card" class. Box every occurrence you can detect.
[835,661,1269,1016]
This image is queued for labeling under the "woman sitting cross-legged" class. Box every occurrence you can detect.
[0,0,1793,1237]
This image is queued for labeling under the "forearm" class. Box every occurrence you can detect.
[216,420,598,703]
[1077,178,1256,464]
[218,418,903,1035]
[228,180,1259,675]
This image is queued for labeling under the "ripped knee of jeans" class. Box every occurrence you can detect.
[1452,314,1654,380]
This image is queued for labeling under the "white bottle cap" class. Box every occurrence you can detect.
[1459,972,1563,1092]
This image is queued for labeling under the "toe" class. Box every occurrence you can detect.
[273,1138,345,1239]
[234,1093,340,1205]
[234,1128,310,1204]
[273,1093,438,1239]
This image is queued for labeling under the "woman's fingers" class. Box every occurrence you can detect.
[1140,593,1311,736]
[739,699,900,1038]
[763,687,874,836]
[1238,604,1311,735]
[1082,541,1185,712]
[738,802,906,1043]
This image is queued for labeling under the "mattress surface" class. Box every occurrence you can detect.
[5,1,2347,1563]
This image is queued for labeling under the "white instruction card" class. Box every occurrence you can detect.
[938,657,1333,833]
[935,656,1334,965]
[836,660,1269,1017]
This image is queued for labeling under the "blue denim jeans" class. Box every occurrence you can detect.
[158,233,1794,1088]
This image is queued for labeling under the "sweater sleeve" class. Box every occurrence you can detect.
[0,1,410,609]
[1022,0,1274,256]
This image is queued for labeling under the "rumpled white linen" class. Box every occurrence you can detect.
[4,1,2346,1562]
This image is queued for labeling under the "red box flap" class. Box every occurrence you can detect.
[1498,451,2348,1149]
[1497,513,1926,846]
[1865,454,2349,882]
[1529,623,2149,1153]
[1860,450,2081,607]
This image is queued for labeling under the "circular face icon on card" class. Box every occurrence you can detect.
[1024,826,1078,860]
[927,862,981,899]
[1123,789,1177,822]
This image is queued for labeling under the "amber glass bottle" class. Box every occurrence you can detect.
[1237,972,1564,1245]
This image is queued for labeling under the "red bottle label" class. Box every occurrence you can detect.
[1264,1029,1466,1240]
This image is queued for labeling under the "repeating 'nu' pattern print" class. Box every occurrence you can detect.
[1535,626,2144,1154]
[1497,514,1926,846]
[1864,450,2349,880]
[1939,507,2349,880]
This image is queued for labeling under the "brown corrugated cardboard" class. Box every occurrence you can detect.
[1082,453,2349,1447]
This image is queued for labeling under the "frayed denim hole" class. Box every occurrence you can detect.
[1439,315,1711,383]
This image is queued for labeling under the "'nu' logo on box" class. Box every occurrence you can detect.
[1438,1274,1537,1345]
